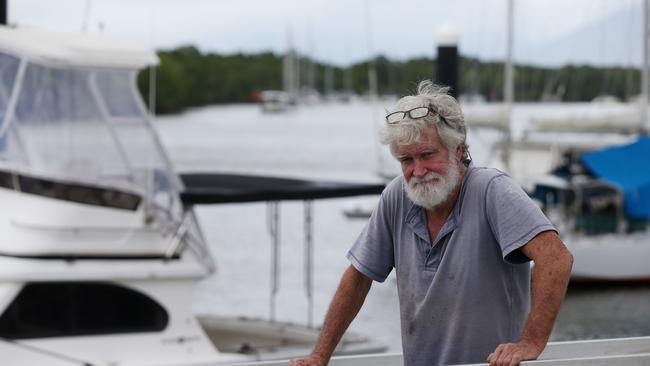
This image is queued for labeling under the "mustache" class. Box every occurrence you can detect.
[409,172,443,186]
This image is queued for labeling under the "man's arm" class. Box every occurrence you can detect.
[290,265,373,366]
[488,230,573,366]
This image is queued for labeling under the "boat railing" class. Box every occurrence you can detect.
[234,336,650,366]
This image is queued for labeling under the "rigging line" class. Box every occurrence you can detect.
[0,336,93,365]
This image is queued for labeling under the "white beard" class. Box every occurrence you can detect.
[404,156,460,209]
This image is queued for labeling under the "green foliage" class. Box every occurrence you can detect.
[137,45,644,114]
[138,47,283,114]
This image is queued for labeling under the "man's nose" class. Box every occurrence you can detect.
[413,159,428,177]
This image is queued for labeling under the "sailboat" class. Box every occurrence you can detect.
[513,0,650,283]
[528,136,650,282]
[0,25,386,365]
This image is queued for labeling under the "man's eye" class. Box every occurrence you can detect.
[399,157,412,164]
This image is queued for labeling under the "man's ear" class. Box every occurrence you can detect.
[455,145,463,160]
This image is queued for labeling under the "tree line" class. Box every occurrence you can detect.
[138,45,642,114]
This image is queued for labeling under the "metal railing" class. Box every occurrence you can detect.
[234,336,650,366]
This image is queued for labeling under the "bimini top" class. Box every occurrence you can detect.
[581,136,650,219]
[0,25,159,68]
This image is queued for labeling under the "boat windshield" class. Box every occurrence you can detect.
[0,52,182,223]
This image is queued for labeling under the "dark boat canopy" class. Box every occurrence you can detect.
[580,136,650,219]
[179,173,385,204]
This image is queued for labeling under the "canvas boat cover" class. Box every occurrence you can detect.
[0,25,183,238]
[180,173,385,204]
[0,25,158,68]
[580,136,650,219]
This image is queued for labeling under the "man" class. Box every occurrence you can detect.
[290,80,573,366]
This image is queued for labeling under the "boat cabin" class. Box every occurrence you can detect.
[530,139,650,236]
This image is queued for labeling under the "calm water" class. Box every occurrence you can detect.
[155,102,650,352]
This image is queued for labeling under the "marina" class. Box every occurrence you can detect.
[3,0,650,364]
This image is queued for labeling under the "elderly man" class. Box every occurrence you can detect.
[291,80,573,366]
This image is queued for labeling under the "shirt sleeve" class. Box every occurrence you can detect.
[485,173,557,264]
[346,178,399,282]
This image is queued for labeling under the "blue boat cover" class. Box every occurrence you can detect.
[580,136,650,219]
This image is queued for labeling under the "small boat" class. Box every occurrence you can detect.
[342,201,375,219]
[258,90,296,113]
[0,25,385,365]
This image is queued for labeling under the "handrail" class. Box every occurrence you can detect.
[233,336,650,366]
[235,352,650,366]
[165,211,192,258]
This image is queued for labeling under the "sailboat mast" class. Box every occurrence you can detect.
[503,0,514,171]
[283,29,297,97]
[364,0,385,176]
[365,0,378,99]
[504,0,514,109]
[641,0,649,134]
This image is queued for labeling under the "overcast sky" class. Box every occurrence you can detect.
[8,0,644,67]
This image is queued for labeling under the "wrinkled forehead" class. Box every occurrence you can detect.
[394,95,428,111]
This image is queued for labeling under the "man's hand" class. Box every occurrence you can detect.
[487,340,544,366]
[288,266,372,366]
[289,354,327,366]
[486,231,572,366]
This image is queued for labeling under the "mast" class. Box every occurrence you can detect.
[641,0,649,134]
[365,0,378,100]
[364,0,384,175]
[503,0,515,171]
[283,29,298,97]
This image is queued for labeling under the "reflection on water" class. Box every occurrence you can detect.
[553,283,650,341]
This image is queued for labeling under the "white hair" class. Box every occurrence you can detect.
[380,80,470,163]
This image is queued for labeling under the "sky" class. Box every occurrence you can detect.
[7,0,645,67]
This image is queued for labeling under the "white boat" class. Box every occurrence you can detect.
[0,25,386,365]
[529,137,650,283]
[259,90,295,113]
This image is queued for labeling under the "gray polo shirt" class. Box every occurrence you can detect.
[347,166,556,366]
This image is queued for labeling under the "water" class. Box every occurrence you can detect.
[155,101,650,353]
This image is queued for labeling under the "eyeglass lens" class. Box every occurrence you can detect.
[386,107,430,123]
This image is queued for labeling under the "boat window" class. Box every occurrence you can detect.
[94,69,143,118]
[0,170,141,210]
[11,63,132,184]
[0,53,20,156]
[0,282,168,339]
[0,60,184,233]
